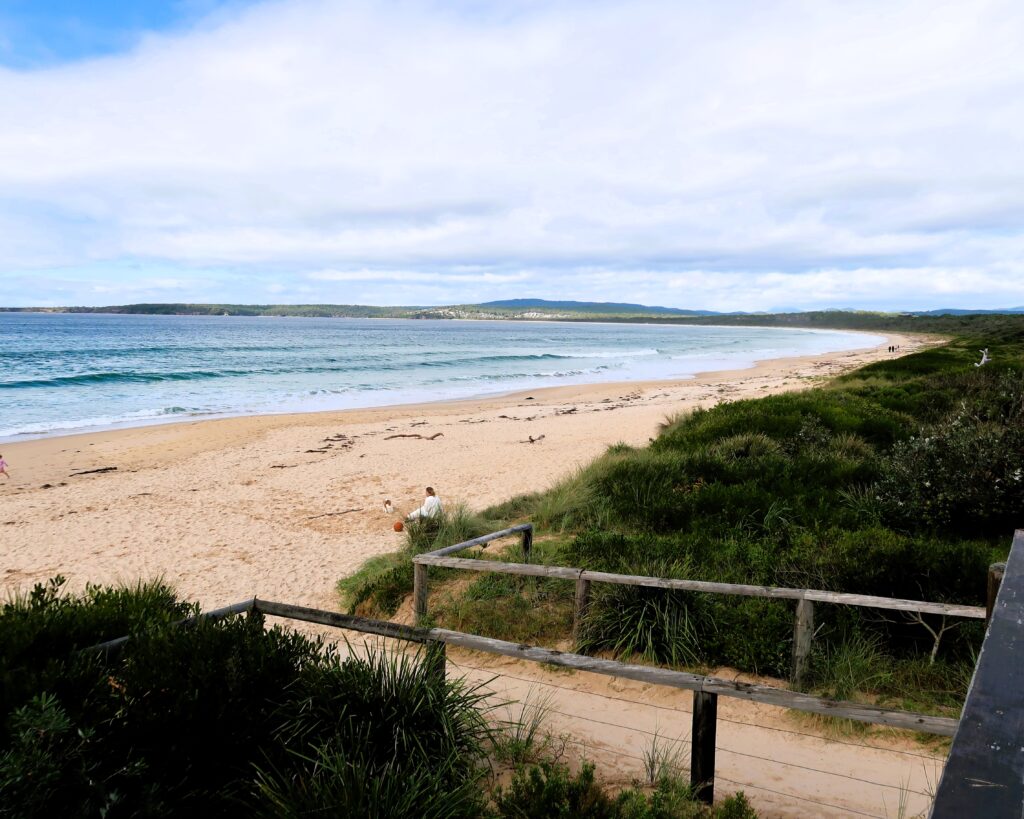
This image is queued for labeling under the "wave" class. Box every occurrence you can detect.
[0,344,306,362]
[0,370,252,389]
[0,405,197,438]
[0,352,616,389]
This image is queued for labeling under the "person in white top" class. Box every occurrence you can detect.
[407,486,442,521]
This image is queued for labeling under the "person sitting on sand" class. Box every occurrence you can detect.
[0,454,8,480]
[407,486,442,521]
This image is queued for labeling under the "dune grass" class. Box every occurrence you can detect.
[357,321,1024,715]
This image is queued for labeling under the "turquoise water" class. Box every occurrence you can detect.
[0,313,882,440]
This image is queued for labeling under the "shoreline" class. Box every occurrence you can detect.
[0,326,891,447]
[0,330,930,613]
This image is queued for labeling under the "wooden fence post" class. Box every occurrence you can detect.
[424,639,446,685]
[414,563,429,625]
[791,598,814,688]
[573,575,591,646]
[691,691,718,805]
[986,562,1006,626]
[522,526,533,564]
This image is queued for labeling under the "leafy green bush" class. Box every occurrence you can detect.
[493,761,758,818]
[493,761,615,818]
[0,580,492,817]
[0,693,119,819]
[877,374,1024,537]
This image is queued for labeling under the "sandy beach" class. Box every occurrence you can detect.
[0,331,945,817]
[0,332,925,608]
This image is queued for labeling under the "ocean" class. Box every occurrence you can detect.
[0,313,882,441]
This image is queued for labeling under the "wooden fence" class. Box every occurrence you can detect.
[256,599,958,805]
[411,522,986,686]
[89,592,957,807]
[88,525,1024,810]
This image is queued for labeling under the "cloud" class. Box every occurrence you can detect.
[1,0,1023,308]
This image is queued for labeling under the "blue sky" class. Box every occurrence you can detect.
[0,1,247,67]
[1,0,1023,310]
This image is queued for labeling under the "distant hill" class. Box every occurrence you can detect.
[4,302,1024,331]
[475,299,720,316]
[911,307,1024,316]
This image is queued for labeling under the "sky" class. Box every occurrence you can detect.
[1,0,1023,312]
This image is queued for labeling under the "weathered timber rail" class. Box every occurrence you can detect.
[252,597,955,805]
[411,522,986,686]
[931,529,1024,818]
[86,589,960,808]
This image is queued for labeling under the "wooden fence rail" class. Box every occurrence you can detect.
[82,590,960,807]
[247,596,957,806]
[411,523,986,687]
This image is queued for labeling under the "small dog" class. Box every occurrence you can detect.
[383,499,394,514]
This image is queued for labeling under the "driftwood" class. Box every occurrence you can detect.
[307,508,362,520]
[520,434,546,444]
[384,433,443,441]
[270,464,297,469]
[69,466,118,476]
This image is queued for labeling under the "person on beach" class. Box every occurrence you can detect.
[0,454,9,480]
[407,486,442,521]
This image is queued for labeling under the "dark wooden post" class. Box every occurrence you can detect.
[791,598,815,688]
[424,639,446,685]
[522,525,533,564]
[413,563,429,625]
[987,562,1006,626]
[573,575,591,646]
[691,691,718,805]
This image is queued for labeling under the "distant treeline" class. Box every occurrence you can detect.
[0,303,412,318]
[4,302,1024,336]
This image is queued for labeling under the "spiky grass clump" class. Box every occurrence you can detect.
[255,643,492,818]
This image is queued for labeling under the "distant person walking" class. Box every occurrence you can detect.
[0,454,9,480]
[407,486,442,521]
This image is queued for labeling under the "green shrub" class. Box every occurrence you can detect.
[494,761,615,818]
[0,580,493,817]
[494,762,758,818]
[877,380,1024,537]
[0,693,121,819]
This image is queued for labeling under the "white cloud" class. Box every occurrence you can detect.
[1,0,1023,308]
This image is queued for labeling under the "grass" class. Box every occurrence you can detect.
[334,319,1024,718]
[490,690,558,766]
[342,502,496,616]
[642,729,688,786]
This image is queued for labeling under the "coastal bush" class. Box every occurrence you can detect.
[876,374,1024,537]
[492,761,758,819]
[0,580,493,817]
